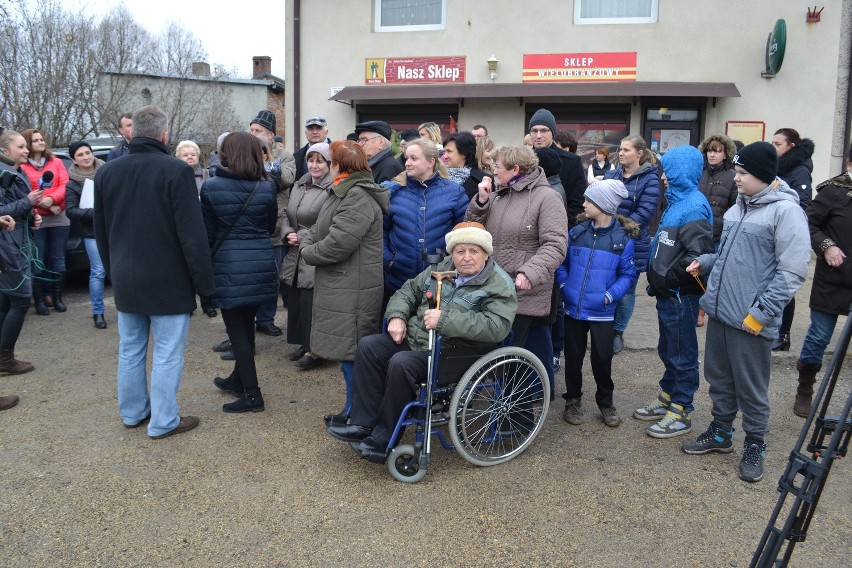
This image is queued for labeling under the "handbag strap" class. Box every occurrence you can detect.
[211,181,261,257]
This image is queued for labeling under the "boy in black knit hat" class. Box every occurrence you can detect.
[682,141,810,482]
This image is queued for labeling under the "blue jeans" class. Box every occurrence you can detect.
[613,276,638,334]
[117,312,190,436]
[32,225,71,275]
[799,308,840,364]
[84,238,105,315]
[656,294,701,413]
[256,245,285,325]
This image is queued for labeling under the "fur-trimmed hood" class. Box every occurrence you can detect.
[574,212,640,238]
[698,133,737,164]
[778,138,815,177]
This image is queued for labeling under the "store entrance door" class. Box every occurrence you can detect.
[643,105,702,156]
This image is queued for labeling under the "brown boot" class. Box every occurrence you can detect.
[793,359,821,418]
[0,394,19,410]
[0,349,34,374]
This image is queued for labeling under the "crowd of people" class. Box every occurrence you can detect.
[0,105,849,484]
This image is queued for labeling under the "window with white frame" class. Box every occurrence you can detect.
[574,0,658,25]
[375,0,446,32]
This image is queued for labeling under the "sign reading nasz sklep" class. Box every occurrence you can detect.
[523,52,637,82]
[365,56,466,85]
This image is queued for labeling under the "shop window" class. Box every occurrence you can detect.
[574,0,658,25]
[375,0,446,32]
[525,104,631,163]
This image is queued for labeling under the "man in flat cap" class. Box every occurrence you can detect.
[355,121,404,183]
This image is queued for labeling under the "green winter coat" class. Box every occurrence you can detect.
[301,171,390,360]
[385,256,518,352]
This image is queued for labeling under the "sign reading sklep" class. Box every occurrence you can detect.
[523,52,637,82]
[365,56,466,85]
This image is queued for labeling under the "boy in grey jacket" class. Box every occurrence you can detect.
[681,142,810,482]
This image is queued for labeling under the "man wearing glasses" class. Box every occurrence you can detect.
[529,108,587,228]
[354,121,404,183]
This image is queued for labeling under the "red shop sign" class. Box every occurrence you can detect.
[365,56,466,85]
[523,52,637,83]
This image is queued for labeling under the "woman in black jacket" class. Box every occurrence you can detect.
[772,128,815,351]
[202,132,278,413]
[443,131,493,199]
[65,141,107,329]
[793,140,852,417]
[0,129,43,373]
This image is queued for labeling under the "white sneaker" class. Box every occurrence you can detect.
[646,403,692,438]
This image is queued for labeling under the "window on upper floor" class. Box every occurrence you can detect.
[374,0,446,32]
[574,0,658,25]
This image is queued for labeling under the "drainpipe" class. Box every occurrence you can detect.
[292,0,302,151]
[844,15,852,175]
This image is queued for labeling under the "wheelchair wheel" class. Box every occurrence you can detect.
[387,444,427,483]
[449,346,550,467]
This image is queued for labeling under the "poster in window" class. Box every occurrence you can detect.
[725,121,766,146]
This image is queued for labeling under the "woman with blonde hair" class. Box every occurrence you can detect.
[174,140,208,196]
[476,136,496,173]
[382,138,468,304]
[603,134,661,353]
[418,122,443,149]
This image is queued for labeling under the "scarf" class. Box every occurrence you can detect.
[447,166,471,185]
[27,157,46,170]
[67,158,105,184]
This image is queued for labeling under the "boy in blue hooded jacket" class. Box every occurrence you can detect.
[633,145,714,439]
[556,179,637,427]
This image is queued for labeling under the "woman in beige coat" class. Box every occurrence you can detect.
[466,144,567,383]
[281,143,333,370]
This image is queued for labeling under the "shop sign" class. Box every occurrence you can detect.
[365,56,466,85]
[523,52,637,82]
[762,19,786,77]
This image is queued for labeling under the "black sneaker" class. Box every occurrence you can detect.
[739,440,766,482]
[212,339,231,352]
[682,422,734,454]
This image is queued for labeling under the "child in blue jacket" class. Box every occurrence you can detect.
[556,180,637,427]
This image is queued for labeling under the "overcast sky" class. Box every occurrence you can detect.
[86,0,287,78]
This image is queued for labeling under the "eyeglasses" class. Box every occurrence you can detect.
[357,135,381,144]
[529,127,551,135]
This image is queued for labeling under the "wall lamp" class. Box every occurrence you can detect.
[487,55,499,81]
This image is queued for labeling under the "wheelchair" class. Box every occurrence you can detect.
[383,335,550,483]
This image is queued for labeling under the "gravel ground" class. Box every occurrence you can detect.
[1,268,850,567]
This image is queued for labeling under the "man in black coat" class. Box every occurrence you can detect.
[94,105,215,440]
[529,108,587,228]
[355,121,404,183]
[293,116,331,180]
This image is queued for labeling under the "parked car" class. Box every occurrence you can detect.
[52,145,112,274]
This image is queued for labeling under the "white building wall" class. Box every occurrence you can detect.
[287,0,850,181]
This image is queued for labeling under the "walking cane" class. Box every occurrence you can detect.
[420,269,458,470]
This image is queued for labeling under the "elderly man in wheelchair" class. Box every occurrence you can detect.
[326,221,519,465]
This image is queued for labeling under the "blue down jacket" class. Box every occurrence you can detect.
[556,215,638,321]
[382,172,468,292]
[201,170,278,310]
[604,162,660,273]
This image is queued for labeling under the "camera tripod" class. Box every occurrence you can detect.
[751,310,851,567]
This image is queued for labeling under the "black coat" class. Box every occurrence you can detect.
[778,138,814,211]
[65,178,94,238]
[698,164,737,241]
[551,144,587,227]
[808,172,852,315]
[369,148,405,184]
[93,137,215,314]
[0,164,36,297]
[461,167,493,200]
[201,170,278,310]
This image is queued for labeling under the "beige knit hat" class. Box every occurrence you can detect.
[444,221,493,255]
